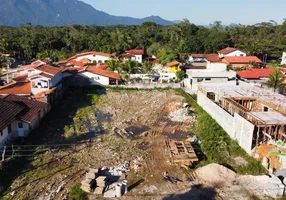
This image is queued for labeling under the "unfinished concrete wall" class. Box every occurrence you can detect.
[197,91,234,135]
[234,113,255,154]
[198,91,255,154]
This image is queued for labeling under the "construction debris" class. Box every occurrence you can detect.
[80,161,130,197]
[166,139,198,167]
[168,108,194,122]
[264,175,285,197]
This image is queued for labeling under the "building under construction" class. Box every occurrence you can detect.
[197,82,286,154]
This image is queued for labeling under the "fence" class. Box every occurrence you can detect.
[110,82,181,89]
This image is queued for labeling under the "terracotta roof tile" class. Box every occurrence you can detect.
[218,47,237,54]
[0,81,31,95]
[206,55,221,62]
[13,74,28,82]
[79,57,91,64]
[237,68,285,79]
[3,94,48,123]
[36,65,62,76]
[0,98,23,131]
[125,49,144,55]
[223,56,262,64]
[67,60,85,67]
[86,66,120,80]
[166,61,180,67]
[191,54,218,58]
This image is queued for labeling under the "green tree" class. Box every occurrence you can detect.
[157,48,177,65]
[176,70,185,81]
[106,59,121,72]
[122,60,142,74]
[142,61,153,74]
[266,68,286,92]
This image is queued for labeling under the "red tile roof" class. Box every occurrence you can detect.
[33,87,57,99]
[166,61,180,67]
[282,68,286,73]
[191,54,218,58]
[86,66,120,80]
[206,55,221,62]
[0,98,23,131]
[13,74,28,82]
[126,49,144,55]
[67,59,85,67]
[79,57,91,64]
[36,65,62,76]
[223,56,262,64]
[237,69,273,79]
[218,47,237,54]
[0,81,31,95]
[3,94,48,123]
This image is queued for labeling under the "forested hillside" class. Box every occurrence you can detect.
[0,20,285,62]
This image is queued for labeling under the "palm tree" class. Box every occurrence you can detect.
[106,59,121,72]
[122,60,142,74]
[142,61,152,74]
[266,68,286,92]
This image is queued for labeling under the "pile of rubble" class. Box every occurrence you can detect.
[80,161,130,198]
[168,105,195,123]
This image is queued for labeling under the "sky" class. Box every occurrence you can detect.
[82,0,285,25]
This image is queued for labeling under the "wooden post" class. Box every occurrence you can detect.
[12,144,15,158]
[256,127,260,146]
[2,146,6,161]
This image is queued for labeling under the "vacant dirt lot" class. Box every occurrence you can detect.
[1,89,199,200]
[1,89,269,200]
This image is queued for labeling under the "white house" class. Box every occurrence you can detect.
[123,49,144,63]
[218,47,246,58]
[183,62,236,91]
[281,52,286,65]
[78,66,120,86]
[0,95,49,146]
[69,51,112,64]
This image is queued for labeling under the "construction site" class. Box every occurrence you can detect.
[0,88,284,199]
[198,82,286,172]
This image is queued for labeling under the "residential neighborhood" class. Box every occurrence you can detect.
[1,3,286,198]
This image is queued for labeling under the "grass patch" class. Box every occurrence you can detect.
[175,89,266,175]
[68,183,88,200]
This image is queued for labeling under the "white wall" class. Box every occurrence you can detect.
[184,70,236,90]
[0,127,10,146]
[206,63,227,72]
[125,55,143,63]
[75,54,110,63]
[197,91,255,154]
[233,113,255,154]
[219,50,246,58]
[79,72,110,86]
[281,52,286,65]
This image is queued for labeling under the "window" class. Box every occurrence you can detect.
[0,130,2,136]
[94,76,100,80]
[264,106,269,112]
[18,123,23,128]
[8,124,11,133]
[205,78,211,81]
[197,78,203,82]
[240,54,244,56]
[28,69,35,73]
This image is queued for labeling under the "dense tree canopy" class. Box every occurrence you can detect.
[0,21,285,65]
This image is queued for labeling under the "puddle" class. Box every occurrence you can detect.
[125,126,150,136]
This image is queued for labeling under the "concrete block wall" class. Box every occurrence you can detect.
[197,92,234,136]
[198,91,255,154]
[234,113,255,154]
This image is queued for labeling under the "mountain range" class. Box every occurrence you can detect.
[0,0,174,26]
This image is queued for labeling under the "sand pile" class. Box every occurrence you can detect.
[195,164,236,184]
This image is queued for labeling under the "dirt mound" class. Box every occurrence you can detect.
[195,164,236,184]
